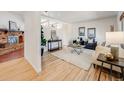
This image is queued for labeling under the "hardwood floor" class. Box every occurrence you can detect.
[0,53,121,81]
[0,48,24,63]
[0,57,37,80]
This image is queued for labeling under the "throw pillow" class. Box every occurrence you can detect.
[88,39,93,43]
[121,44,124,49]
[101,41,106,46]
[105,42,111,48]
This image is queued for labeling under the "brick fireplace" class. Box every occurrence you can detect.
[0,29,24,55]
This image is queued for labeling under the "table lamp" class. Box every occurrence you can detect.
[106,32,124,61]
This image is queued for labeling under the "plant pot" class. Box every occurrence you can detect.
[41,48,44,56]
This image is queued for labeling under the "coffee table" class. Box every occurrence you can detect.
[97,53,124,81]
[69,44,84,55]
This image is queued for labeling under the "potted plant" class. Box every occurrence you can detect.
[41,26,47,56]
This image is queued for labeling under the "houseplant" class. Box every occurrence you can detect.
[41,25,47,56]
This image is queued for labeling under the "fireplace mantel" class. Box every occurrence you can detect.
[0,28,24,55]
[0,28,24,48]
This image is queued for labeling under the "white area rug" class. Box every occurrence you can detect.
[51,47,94,70]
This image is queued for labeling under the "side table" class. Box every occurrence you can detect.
[97,53,124,81]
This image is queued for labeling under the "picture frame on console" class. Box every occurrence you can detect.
[79,27,85,36]
[51,30,58,40]
[87,28,96,39]
[9,21,18,31]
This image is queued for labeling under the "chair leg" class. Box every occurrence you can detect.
[93,64,96,68]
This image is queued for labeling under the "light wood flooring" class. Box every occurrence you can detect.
[0,48,24,63]
[0,53,121,81]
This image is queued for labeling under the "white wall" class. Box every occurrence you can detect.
[61,24,72,45]
[0,11,24,31]
[43,23,72,52]
[42,16,118,50]
[24,12,41,73]
[71,16,118,43]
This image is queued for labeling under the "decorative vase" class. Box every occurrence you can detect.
[105,52,114,61]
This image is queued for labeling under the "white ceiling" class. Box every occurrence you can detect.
[9,11,26,21]
[41,11,118,23]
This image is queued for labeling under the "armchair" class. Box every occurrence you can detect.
[84,42,97,50]
[84,38,97,50]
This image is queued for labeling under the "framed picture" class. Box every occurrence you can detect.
[120,12,124,31]
[87,28,96,39]
[79,27,85,36]
[9,21,18,31]
[51,30,58,40]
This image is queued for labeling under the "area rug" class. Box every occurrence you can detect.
[51,47,94,70]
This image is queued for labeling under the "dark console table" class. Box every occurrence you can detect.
[97,53,124,81]
[48,40,62,51]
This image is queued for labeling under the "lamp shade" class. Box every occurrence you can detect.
[106,32,124,44]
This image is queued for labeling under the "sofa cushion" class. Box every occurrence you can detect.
[92,45,110,63]
[101,41,106,46]
[119,46,124,58]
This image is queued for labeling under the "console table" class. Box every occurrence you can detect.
[48,40,62,51]
[97,53,124,81]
